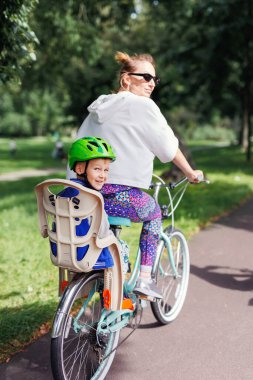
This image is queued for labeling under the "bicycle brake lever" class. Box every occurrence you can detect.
[197,174,210,184]
[190,176,210,184]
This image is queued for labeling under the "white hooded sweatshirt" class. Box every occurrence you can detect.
[73,91,179,189]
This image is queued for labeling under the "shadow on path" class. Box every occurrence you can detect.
[190,264,253,292]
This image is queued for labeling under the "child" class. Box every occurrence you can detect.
[66,136,115,192]
[58,136,116,269]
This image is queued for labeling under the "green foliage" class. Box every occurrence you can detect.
[0,0,39,83]
[191,125,236,143]
[23,90,70,136]
[0,112,31,136]
[142,0,249,117]
[141,0,253,156]
[0,88,71,136]
[26,0,135,122]
[0,0,252,151]
[188,0,252,115]
[0,0,137,136]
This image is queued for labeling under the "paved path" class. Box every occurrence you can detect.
[0,168,64,181]
[1,197,253,380]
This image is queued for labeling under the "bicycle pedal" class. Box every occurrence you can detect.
[138,295,156,302]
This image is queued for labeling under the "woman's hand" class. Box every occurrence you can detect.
[187,170,204,183]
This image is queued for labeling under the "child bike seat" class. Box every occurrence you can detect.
[35,179,123,310]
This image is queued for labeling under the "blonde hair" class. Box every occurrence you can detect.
[115,51,156,89]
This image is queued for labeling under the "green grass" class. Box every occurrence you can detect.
[0,136,71,174]
[0,138,252,362]
[0,176,60,361]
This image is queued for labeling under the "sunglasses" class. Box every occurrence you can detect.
[128,73,160,85]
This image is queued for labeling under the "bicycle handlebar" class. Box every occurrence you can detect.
[150,173,209,227]
[150,175,210,190]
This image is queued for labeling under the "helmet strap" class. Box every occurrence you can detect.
[82,161,95,190]
[84,160,89,175]
[76,160,96,190]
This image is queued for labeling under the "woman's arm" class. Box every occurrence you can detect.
[172,148,203,182]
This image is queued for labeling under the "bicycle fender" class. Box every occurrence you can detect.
[51,275,88,338]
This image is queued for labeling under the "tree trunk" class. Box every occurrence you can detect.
[241,0,252,161]
[246,0,252,161]
[241,87,249,152]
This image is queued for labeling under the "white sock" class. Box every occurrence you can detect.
[139,266,152,281]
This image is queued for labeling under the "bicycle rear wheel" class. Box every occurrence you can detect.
[151,227,190,324]
[51,272,119,380]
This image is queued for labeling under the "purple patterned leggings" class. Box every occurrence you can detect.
[102,184,161,268]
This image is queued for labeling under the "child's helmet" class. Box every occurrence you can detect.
[68,136,116,170]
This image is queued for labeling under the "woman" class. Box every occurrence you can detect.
[71,51,203,299]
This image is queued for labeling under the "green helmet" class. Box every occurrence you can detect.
[68,136,116,170]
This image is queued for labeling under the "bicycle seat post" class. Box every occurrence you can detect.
[153,182,162,202]
[108,216,131,239]
[110,225,122,239]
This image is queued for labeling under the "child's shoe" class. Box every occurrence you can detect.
[133,278,163,300]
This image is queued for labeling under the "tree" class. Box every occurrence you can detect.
[0,0,137,136]
[146,0,253,160]
[188,0,252,160]
[0,0,39,84]
[25,0,136,123]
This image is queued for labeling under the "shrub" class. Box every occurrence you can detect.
[0,113,32,136]
[191,125,236,143]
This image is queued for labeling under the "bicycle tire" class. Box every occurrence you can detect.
[151,227,190,324]
[51,271,120,380]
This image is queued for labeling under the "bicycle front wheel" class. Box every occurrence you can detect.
[151,228,190,324]
[51,272,120,380]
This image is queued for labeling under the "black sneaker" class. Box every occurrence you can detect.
[133,278,163,299]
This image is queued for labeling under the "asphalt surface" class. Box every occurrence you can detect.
[1,196,253,380]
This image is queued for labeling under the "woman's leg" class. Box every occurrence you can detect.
[104,187,161,269]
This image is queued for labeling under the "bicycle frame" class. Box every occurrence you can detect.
[152,229,180,278]
[92,228,181,335]
[94,248,141,335]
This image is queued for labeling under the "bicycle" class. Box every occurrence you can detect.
[35,173,206,380]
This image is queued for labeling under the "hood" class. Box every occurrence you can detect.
[87,92,130,123]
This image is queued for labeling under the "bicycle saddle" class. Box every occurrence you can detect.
[108,216,131,227]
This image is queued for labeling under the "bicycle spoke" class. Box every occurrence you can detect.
[51,272,120,380]
[74,341,90,380]
[66,333,84,379]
